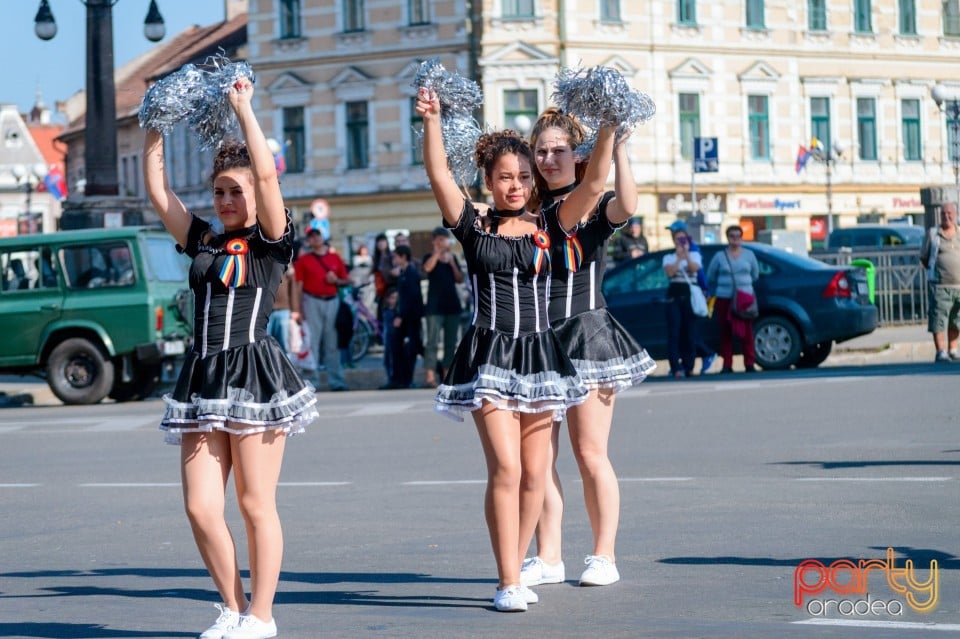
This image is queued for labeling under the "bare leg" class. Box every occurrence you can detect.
[529,420,564,564]
[181,431,248,612]
[517,411,555,569]
[473,403,551,587]
[948,325,959,352]
[934,330,947,352]
[567,389,619,560]
[231,429,287,622]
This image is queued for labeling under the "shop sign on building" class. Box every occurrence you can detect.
[659,192,726,216]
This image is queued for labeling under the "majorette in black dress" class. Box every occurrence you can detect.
[435,200,589,421]
[160,214,319,444]
[543,188,656,391]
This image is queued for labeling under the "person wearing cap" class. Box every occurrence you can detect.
[662,224,701,378]
[421,226,464,387]
[611,216,648,262]
[665,220,718,375]
[294,225,351,392]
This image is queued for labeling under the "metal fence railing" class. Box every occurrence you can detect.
[812,249,926,326]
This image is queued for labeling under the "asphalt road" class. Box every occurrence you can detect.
[1,362,959,638]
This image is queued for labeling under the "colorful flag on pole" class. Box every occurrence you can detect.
[795,145,812,174]
[273,140,287,175]
[42,164,67,200]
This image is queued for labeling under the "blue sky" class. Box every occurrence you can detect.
[2,1,227,121]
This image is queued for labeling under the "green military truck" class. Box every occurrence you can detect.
[0,227,193,404]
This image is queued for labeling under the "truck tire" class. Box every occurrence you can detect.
[108,363,161,402]
[46,337,115,405]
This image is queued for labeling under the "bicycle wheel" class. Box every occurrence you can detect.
[350,317,372,362]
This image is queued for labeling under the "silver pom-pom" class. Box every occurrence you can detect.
[139,55,256,150]
[138,64,206,134]
[552,66,655,161]
[412,58,483,184]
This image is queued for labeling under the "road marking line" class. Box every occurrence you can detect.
[793,619,960,631]
[0,426,25,433]
[618,477,695,482]
[80,483,180,487]
[279,482,352,487]
[795,477,953,482]
[0,483,41,487]
[348,403,416,416]
[86,418,156,432]
[402,480,486,486]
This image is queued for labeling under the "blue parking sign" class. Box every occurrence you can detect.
[693,137,718,173]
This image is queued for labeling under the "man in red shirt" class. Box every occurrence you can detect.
[294,225,351,391]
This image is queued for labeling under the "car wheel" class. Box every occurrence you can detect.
[46,337,115,405]
[796,341,833,369]
[753,316,802,370]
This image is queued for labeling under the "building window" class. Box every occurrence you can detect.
[811,97,831,153]
[945,0,960,36]
[344,0,365,32]
[346,101,369,169]
[502,0,534,19]
[808,0,827,30]
[504,89,538,134]
[279,0,301,39]
[947,100,960,166]
[282,107,305,174]
[679,93,700,160]
[747,95,769,160]
[677,0,697,25]
[410,97,424,165]
[600,0,622,22]
[899,0,917,34]
[854,0,872,32]
[746,0,765,28]
[409,0,429,25]
[856,98,877,161]
[902,98,922,161]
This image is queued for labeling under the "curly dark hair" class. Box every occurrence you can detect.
[474,129,535,181]
[528,108,587,212]
[210,140,251,185]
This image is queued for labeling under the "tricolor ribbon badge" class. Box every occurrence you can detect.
[563,233,583,272]
[532,230,551,274]
[219,238,249,288]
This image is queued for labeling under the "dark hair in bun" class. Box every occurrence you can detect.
[474,129,535,179]
[528,108,587,211]
[210,140,251,185]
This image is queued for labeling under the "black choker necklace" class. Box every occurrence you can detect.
[547,183,577,198]
[491,207,524,218]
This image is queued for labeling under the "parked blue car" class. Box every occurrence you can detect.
[602,243,879,370]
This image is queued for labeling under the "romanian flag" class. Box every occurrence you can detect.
[795,145,812,174]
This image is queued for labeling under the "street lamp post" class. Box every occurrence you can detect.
[814,141,844,237]
[931,83,960,187]
[33,0,165,197]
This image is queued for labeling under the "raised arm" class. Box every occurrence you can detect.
[557,124,617,231]
[143,129,192,247]
[605,129,639,225]
[230,78,286,240]
[415,88,466,226]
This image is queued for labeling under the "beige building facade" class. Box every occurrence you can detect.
[248,0,960,249]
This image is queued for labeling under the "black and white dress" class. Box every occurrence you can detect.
[544,191,656,391]
[160,215,319,444]
[435,200,588,421]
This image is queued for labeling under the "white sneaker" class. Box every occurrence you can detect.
[222,614,277,639]
[579,554,620,586]
[199,604,240,639]
[519,585,539,604]
[520,556,565,586]
[493,585,528,612]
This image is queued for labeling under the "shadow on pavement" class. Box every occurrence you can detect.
[659,546,958,570]
[0,623,193,638]
[645,360,960,382]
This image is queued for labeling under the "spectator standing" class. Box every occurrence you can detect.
[920,201,960,362]
[387,245,425,388]
[666,220,717,374]
[706,225,760,373]
[294,225,351,391]
[422,226,464,387]
[610,216,648,262]
[662,227,701,377]
[268,263,297,355]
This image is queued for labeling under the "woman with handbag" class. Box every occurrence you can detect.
[706,225,760,373]
[662,227,702,378]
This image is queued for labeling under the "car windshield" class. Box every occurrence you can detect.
[143,235,190,282]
